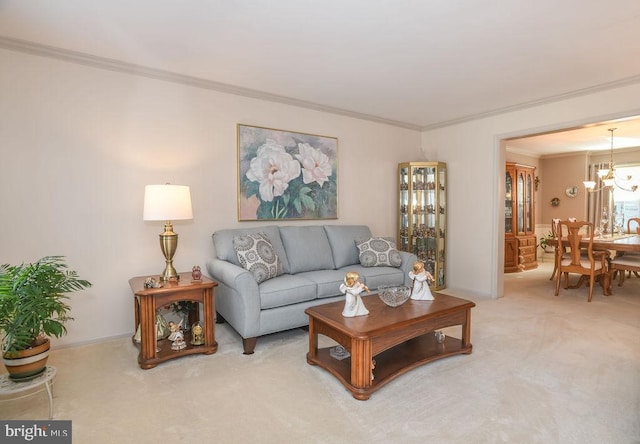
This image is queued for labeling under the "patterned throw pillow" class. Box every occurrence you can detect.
[356,237,402,268]
[233,233,282,283]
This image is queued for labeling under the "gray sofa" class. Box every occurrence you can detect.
[206,225,418,354]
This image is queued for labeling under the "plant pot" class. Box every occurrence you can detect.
[3,338,50,381]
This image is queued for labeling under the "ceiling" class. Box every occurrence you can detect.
[505,117,640,157]
[2,1,640,155]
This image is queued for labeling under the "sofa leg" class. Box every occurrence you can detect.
[242,337,257,355]
[216,312,226,324]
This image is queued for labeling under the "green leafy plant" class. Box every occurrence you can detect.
[0,256,91,355]
[167,301,196,315]
[538,232,553,251]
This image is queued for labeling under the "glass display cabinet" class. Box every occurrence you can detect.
[398,162,446,290]
[504,162,537,273]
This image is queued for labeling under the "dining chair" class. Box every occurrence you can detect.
[548,218,563,281]
[555,220,608,302]
[610,254,640,287]
[617,217,640,281]
[549,217,583,281]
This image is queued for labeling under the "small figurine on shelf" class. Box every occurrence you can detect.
[190,322,205,346]
[144,277,163,289]
[340,271,370,317]
[409,261,435,301]
[191,265,202,283]
[168,320,187,351]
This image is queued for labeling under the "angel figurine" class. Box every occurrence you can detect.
[340,271,370,317]
[168,320,187,350]
[409,261,434,300]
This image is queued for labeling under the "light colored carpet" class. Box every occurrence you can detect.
[2,260,639,443]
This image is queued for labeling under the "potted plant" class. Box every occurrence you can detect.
[0,256,91,380]
[538,232,554,253]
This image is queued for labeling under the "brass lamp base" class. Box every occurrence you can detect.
[159,221,180,282]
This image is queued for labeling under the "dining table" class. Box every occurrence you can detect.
[547,234,640,295]
[590,233,640,253]
[548,233,640,253]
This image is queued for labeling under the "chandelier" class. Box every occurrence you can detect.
[583,128,638,193]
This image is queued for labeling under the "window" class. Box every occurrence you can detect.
[613,164,640,227]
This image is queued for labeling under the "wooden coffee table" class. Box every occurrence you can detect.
[305,293,475,400]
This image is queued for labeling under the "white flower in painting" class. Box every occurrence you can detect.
[295,143,332,187]
[246,140,301,202]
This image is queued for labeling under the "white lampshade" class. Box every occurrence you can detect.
[597,169,609,178]
[602,178,615,187]
[583,181,596,190]
[143,184,193,221]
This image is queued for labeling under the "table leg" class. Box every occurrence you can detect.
[567,275,587,289]
[203,288,217,353]
[350,339,372,391]
[601,272,612,296]
[139,294,157,369]
[462,309,472,350]
[307,319,317,361]
[45,380,54,419]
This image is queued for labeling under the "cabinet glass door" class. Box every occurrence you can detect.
[525,173,533,233]
[517,172,525,233]
[399,166,409,251]
[398,162,446,290]
[505,171,513,234]
[436,165,446,287]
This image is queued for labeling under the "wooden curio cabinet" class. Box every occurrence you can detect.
[398,162,446,290]
[504,162,537,272]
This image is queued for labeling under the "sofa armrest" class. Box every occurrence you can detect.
[207,259,254,290]
[205,258,261,338]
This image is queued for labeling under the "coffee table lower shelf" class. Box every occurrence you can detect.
[307,333,471,400]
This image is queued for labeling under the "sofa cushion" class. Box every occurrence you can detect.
[297,269,346,299]
[259,274,317,309]
[213,226,290,274]
[341,264,406,290]
[233,233,283,284]
[324,225,373,268]
[279,226,335,273]
[356,237,402,267]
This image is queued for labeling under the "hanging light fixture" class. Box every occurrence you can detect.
[583,128,638,193]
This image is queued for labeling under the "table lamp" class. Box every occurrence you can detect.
[143,184,193,281]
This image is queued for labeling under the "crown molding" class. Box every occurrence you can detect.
[421,75,640,131]
[0,36,422,131]
[3,35,640,134]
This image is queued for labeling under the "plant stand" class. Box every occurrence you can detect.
[0,366,56,419]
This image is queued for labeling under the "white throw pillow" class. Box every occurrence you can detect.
[233,233,282,283]
[356,237,402,268]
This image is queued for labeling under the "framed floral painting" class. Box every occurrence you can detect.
[237,124,338,221]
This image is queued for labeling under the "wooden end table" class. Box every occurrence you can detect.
[129,273,218,369]
[305,293,475,400]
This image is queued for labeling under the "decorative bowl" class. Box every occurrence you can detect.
[378,285,411,307]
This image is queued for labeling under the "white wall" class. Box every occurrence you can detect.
[422,84,640,298]
[4,45,640,347]
[0,48,422,347]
